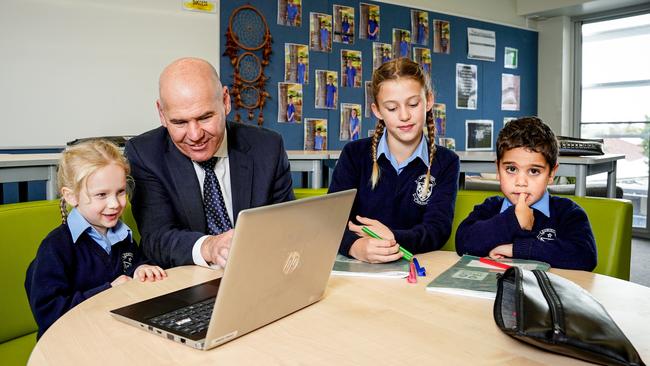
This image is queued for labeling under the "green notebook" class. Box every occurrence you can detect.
[426,255,550,299]
[331,254,410,278]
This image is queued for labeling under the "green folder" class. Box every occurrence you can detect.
[426,255,550,299]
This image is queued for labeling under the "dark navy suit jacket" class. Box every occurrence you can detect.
[125,122,294,268]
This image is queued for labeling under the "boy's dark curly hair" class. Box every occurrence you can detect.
[496,117,558,169]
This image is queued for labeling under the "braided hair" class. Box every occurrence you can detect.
[369,58,436,198]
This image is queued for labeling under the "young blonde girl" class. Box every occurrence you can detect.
[329,58,460,263]
[25,140,166,339]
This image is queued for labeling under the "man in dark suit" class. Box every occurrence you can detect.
[125,58,294,269]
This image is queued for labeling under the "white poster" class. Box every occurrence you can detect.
[456,63,477,110]
[467,27,495,62]
[501,73,520,111]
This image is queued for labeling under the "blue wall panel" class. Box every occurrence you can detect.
[228,1,536,151]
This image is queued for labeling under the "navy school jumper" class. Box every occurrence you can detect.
[455,195,597,271]
[329,137,460,256]
[25,223,147,338]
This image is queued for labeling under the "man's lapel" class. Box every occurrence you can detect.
[165,137,206,232]
[228,124,253,222]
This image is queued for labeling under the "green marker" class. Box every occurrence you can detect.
[361,226,414,261]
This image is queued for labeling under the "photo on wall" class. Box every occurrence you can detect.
[310,12,332,52]
[456,63,478,110]
[284,43,309,84]
[277,0,302,27]
[333,4,355,44]
[438,137,456,150]
[278,82,303,123]
[359,3,380,40]
[466,120,493,151]
[433,103,446,136]
[314,70,338,109]
[413,47,431,75]
[501,73,521,111]
[341,49,362,88]
[392,28,411,59]
[433,20,450,54]
[304,118,328,150]
[340,103,362,141]
[367,129,375,138]
[372,42,392,70]
[364,81,374,118]
[411,10,429,46]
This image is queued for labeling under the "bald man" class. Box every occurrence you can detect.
[125,58,294,269]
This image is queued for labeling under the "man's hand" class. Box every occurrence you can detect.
[201,229,234,268]
[514,193,534,230]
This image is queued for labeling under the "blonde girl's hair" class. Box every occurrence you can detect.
[57,139,132,224]
[369,58,436,196]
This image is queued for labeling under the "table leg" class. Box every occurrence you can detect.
[575,165,587,197]
[46,166,58,200]
[311,160,322,189]
[607,162,617,198]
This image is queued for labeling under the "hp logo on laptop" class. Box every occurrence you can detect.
[283,251,301,274]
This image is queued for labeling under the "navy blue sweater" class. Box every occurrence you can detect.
[329,138,460,256]
[25,224,147,339]
[455,195,597,271]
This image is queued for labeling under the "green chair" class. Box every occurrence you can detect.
[444,190,633,280]
[293,188,328,200]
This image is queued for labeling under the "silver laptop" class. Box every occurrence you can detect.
[110,189,355,350]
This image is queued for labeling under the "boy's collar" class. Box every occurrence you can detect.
[500,190,550,217]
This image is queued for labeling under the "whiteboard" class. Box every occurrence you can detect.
[0,0,220,148]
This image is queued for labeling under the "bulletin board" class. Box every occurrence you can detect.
[219,0,537,151]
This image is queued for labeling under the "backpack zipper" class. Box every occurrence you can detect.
[532,270,566,340]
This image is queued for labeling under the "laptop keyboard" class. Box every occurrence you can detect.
[148,298,215,336]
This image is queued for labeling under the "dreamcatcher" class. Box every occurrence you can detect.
[224,5,272,126]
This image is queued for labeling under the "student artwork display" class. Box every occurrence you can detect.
[314,70,338,109]
[341,50,362,88]
[438,137,456,150]
[278,82,303,123]
[224,5,272,125]
[392,28,411,59]
[284,43,309,84]
[433,20,450,54]
[364,81,374,118]
[359,3,380,40]
[333,4,354,44]
[304,118,328,150]
[411,10,429,46]
[277,0,301,27]
[372,42,392,70]
[501,74,521,111]
[467,27,496,62]
[413,47,432,75]
[310,12,332,52]
[433,103,446,135]
[504,47,518,69]
[466,120,493,151]
[220,0,537,151]
[456,63,478,109]
[340,103,362,141]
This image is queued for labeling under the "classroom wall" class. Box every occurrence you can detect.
[0,0,220,149]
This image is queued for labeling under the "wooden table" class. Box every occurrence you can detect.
[28,251,649,365]
[455,151,625,197]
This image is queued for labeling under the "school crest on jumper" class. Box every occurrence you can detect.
[537,228,557,242]
[122,252,134,272]
[413,174,436,205]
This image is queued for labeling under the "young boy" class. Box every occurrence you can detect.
[455,117,597,271]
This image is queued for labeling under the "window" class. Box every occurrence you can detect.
[577,11,650,233]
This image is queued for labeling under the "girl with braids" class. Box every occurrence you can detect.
[25,140,165,339]
[329,58,459,263]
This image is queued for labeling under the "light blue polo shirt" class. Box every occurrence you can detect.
[377,132,429,174]
[67,208,132,254]
[500,190,551,217]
